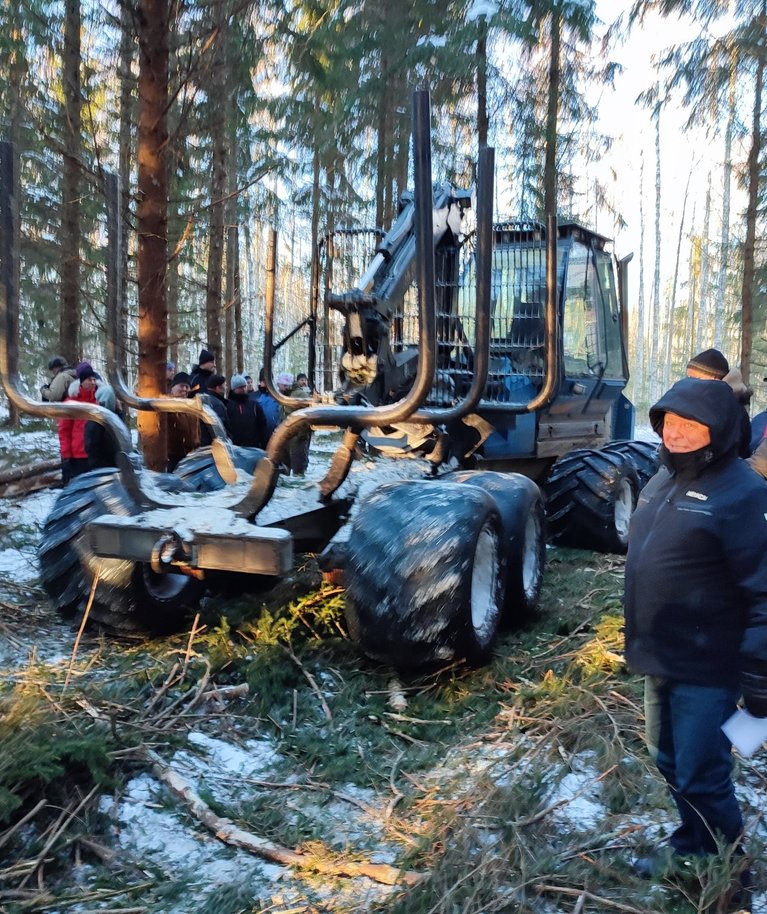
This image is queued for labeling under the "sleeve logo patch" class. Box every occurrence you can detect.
[685,490,708,501]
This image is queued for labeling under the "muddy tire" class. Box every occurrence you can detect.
[342,480,505,669]
[38,468,203,633]
[174,445,265,492]
[450,471,545,623]
[600,439,660,491]
[545,449,639,554]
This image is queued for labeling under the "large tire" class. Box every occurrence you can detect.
[38,469,204,633]
[449,471,545,623]
[545,449,639,554]
[341,480,505,669]
[174,445,265,493]
[600,439,660,491]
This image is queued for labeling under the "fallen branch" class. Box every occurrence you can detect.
[0,799,47,853]
[533,884,665,914]
[141,747,424,886]
[281,643,332,722]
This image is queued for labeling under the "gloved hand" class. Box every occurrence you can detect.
[740,668,767,718]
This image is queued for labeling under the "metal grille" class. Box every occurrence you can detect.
[318,228,384,391]
[316,222,553,407]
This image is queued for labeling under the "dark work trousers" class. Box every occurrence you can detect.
[645,676,743,856]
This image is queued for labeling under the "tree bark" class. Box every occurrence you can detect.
[715,58,736,352]
[60,0,82,365]
[696,173,712,353]
[740,18,764,386]
[136,0,170,470]
[635,153,646,406]
[649,103,661,402]
[205,0,229,365]
[118,0,135,382]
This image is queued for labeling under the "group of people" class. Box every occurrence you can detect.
[624,347,767,906]
[43,349,314,481]
[42,356,126,484]
[165,348,313,475]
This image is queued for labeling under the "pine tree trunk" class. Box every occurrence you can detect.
[696,174,712,353]
[715,62,736,352]
[685,203,698,365]
[118,0,134,382]
[740,20,764,386]
[60,0,82,364]
[635,153,646,406]
[649,104,661,402]
[5,15,25,426]
[663,168,692,390]
[205,0,229,365]
[136,0,169,470]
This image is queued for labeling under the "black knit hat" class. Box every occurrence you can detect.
[687,348,729,380]
[198,348,214,366]
[208,373,226,390]
[171,371,191,388]
[48,355,67,371]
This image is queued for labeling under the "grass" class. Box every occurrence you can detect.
[0,542,763,914]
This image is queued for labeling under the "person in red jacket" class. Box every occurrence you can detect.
[57,363,98,484]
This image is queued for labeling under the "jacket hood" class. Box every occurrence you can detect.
[649,377,741,462]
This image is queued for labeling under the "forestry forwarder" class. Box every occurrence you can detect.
[0,90,655,669]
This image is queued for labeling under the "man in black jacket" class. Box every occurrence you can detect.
[625,377,767,878]
[199,373,229,446]
[226,374,267,448]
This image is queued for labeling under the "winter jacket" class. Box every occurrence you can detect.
[167,411,200,472]
[189,365,215,396]
[57,381,98,461]
[42,367,76,402]
[254,389,280,440]
[226,391,267,448]
[199,390,229,446]
[624,377,767,691]
[84,410,127,470]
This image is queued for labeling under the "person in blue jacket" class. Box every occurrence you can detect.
[254,369,280,442]
[624,377,767,893]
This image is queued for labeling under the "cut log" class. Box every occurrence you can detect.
[0,460,61,498]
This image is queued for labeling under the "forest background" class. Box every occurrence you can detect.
[0,0,765,461]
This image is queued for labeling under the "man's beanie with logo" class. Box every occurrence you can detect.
[687,348,729,380]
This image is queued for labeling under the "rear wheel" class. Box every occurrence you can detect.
[600,439,660,491]
[38,469,204,633]
[450,471,545,623]
[342,480,505,669]
[545,449,639,554]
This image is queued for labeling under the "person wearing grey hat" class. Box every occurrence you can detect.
[226,374,267,447]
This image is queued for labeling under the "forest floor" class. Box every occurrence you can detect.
[0,419,766,914]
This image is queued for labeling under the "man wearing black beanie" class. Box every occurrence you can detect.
[686,348,752,457]
[190,348,216,395]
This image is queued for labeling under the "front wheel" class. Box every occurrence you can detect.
[38,469,205,633]
[545,449,639,554]
[341,480,505,669]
